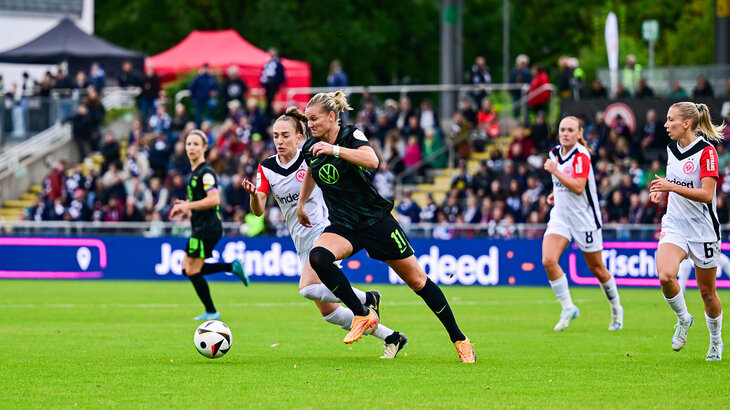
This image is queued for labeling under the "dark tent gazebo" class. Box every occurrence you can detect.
[0,17,145,80]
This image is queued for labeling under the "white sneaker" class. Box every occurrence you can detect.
[671,316,693,351]
[706,341,724,361]
[609,306,624,331]
[554,306,580,332]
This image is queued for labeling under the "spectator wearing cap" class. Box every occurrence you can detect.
[189,63,219,127]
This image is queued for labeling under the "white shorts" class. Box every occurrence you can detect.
[545,219,603,253]
[659,230,721,269]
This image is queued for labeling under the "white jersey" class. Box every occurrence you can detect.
[547,143,602,231]
[661,137,720,242]
[257,149,329,253]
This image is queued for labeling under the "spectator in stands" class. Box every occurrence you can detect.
[169,172,187,200]
[442,191,461,222]
[627,193,645,224]
[53,67,72,91]
[44,161,66,203]
[419,99,439,132]
[84,87,105,153]
[557,56,573,100]
[451,159,473,197]
[590,80,608,99]
[123,144,150,179]
[372,161,395,202]
[462,195,481,224]
[528,63,551,115]
[222,65,248,108]
[101,163,127,203]
[634,78,654,99]
[28,195,47,221]
[396,190,420,225]
[148,104,171,134]
[71,71,89,100]
[476,97,499,146]
[459,98,477,128]
[118,60,141,88]
[637,108,667,151]
[403,115,425,143]
[402,135,422,182]
[718,141,730,172]
[614,81,631,99]
[327,60,349,87]
[225,99,245,124]
[509,54,532,116]
[190,63,219,127]
[89,62,105,91]
[693,75,714,98]
[66,104,92,160]
[49,197,67,221]
[469,56,492,106]
[121,196,144,222]
[607,190,629,222]
[472,160,494,198]
[246,97,268,136]
[422,128,446,169]
[259,47,285,118]
[125,177,152,211]
[100,132,120,173]
[168,140,190,176]
[103,196,123,222]
[622,54,642,94]
[507,127,533,163]
[64,163,88,199]
[432,210,453,240]
[148,132,172,179]
[667,81,688,99]
[223,174,250,219]
[39,71,54,97]
[395,96,416,130]
[530,111,550,149]
[419,193,439,223]
[170,103,190,136]
[139,64,160,122]
[147,177,170,217]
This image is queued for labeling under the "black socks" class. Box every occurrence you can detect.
[416,278,465,343]
[200,263,232,275]
[309,247,369,316]
[188,273,216,313]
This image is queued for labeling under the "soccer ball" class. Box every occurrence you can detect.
[194,320,232,359]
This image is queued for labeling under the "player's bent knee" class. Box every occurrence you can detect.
[299,284,320,301]
[309,247,335,271]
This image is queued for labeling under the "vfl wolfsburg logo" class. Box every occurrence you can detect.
[318,164,339,184]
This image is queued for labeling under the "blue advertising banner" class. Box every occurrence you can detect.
[2,236,729,289]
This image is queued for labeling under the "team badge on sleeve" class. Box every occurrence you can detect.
[353,129,367,141]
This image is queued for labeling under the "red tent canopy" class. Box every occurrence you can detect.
[147,30,310,104]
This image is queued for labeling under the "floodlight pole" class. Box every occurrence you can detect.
[439,0,462,120]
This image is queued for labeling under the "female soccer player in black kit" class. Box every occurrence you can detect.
[170,130,249,320]
[297,91,475,363]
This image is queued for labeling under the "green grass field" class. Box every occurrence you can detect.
[2,280,728,408]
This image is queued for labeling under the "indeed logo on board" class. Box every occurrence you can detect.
[389,246,499,285]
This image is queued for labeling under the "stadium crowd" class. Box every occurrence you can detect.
[23,55,730,240]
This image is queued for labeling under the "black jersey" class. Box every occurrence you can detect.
[187,162,222,238]
[302,125,393,230]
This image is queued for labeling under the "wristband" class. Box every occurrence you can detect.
[332,145,340,157]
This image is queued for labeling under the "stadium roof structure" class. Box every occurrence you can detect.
[147,30,311,103]
[0,17,144,77]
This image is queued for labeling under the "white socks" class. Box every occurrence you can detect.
[665,292,692,323]
[677,259,692,292]
[549,275,575,310]
[705,312,723,344]
[600,276,621,308]
[299,283,367,305]
[322,306,394,341]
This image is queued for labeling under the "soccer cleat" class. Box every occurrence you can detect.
[454,338,476,363]
[231,260,250,286]
[706,341,724,361]
[343,308,379,344]
[554,306,580,332]
[609,305,624,331]
[380,332,408,359]
[671,316,693,351]
[366,290,381,319]
[193,311,221,321]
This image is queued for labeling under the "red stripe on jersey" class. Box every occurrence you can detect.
[256,163,270,194]
[700,146,719,179]
[573,153,591,179]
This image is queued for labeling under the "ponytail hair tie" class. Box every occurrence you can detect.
[696,103,701,111]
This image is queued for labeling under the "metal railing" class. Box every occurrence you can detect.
[0,220,703,241]
[0,122,71,174]
[597,64,730,97]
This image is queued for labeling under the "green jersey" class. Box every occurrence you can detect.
[302,125,393,230]
[187,162,222,238]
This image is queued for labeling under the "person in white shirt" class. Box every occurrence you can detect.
[241,107,407,359]
[542,116,624,332]
[650,102,726,361]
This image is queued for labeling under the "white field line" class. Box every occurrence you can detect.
[0,298,593,309]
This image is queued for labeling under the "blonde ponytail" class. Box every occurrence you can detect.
[670,101,726,142]
[307,90,353,122]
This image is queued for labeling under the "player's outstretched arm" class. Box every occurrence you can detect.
[309,142,379,169]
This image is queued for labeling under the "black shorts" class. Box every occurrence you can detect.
[323,214,415,261]
[186,236,220,259]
